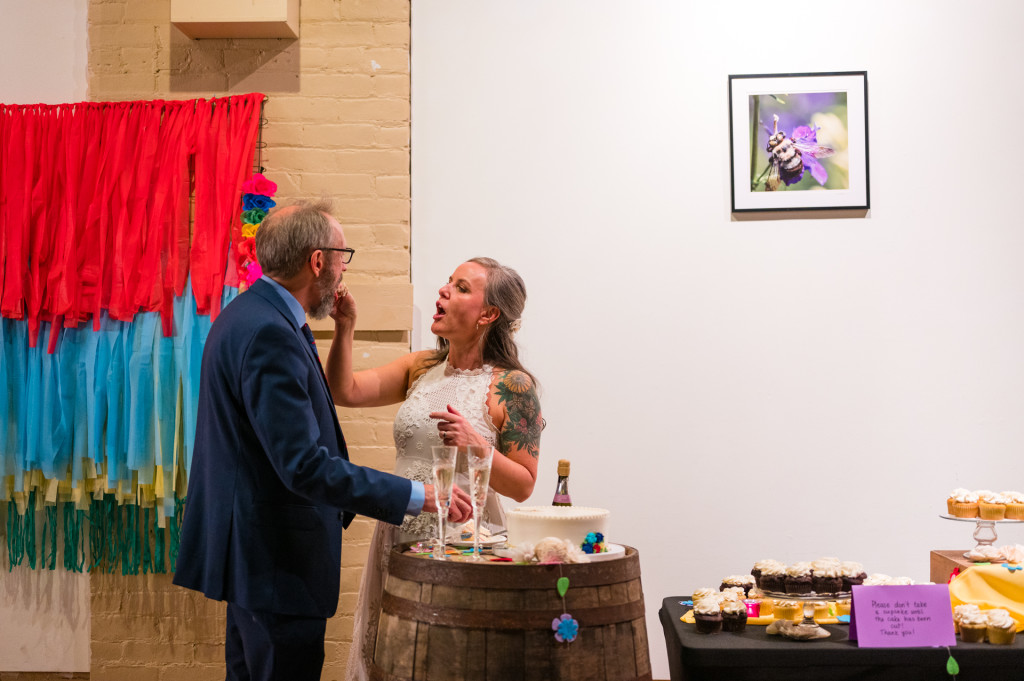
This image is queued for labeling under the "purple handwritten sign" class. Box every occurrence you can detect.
[849,584,955,647]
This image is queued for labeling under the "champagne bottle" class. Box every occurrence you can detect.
[552,459,572,506]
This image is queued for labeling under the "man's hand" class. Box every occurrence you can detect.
[421,484,473,524]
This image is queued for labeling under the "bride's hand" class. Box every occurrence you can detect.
[431,404,487,448]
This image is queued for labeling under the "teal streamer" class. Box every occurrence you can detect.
[24,492,36,570]
[169,497,184,570]
[142,507,153,575]
[42,504,58,570]
[6,500,23,570]
[122,504,140,575]
[106,496,120,573]
[153,507,166,574]
[88,497,104,572]
[62,504,86,572]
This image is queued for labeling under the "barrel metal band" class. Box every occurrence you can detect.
[381,590,645,629]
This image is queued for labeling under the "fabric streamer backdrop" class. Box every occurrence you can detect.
[0,93,263,573]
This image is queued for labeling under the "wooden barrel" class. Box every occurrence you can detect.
[370,545,651,681]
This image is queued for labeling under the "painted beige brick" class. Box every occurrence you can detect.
[375,125,410,148]
[373,22,410,47]
[158,665,226,681]
[333,149,409,175]
[375,176,410,199]
[302,73,374,98]
[335,197,409,222]
[91,2,126,24]
[337,0,409,22]
[89,23,157,48]
[332,98,409,124]
[371,224,411,245]
[373,74,410,98]
[301,172,375,197]
[92,666,163,681]
[310,123,378,148]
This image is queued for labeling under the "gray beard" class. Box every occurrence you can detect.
[309,268,338,320]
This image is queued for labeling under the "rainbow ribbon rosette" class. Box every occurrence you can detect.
[238,173,278,288]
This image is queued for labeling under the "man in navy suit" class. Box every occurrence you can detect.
[173,198,469,681]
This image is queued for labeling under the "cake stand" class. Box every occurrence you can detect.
[760,589,851,638]
[939,514,1022,557]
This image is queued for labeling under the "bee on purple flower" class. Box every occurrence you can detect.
[760,114,835,191]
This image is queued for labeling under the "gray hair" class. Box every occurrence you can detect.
[255,197,336,279]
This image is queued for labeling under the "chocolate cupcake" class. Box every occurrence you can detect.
[759,562,787,593]
[721,600,748,633]
[752,559,784,590]
[840,562,866,592]
[785,562,813,595]
[811,559,842,594]
[720,575,755,596]
[693,600,723,634]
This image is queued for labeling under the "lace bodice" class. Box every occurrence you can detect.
[393,359,501,539]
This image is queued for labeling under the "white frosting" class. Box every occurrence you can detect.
[953,604,980,622]
[975,489,997,502]
[505,506,609,548]
[1000,490,1024,503]
[863,573,892,585]
[960,611,988,627]
[694,600,721,615]
[987,609,1016,630]
[840,561,865,577]
[721,601,746,615]
[951,490,979,503]
[786,561,813,577]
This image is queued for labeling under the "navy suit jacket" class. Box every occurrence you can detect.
[173,279,412,618]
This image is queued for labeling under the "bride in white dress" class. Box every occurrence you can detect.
[326,257,543,681]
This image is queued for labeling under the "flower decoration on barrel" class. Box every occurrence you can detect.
[236,173,278,289]
[552,613,579,643]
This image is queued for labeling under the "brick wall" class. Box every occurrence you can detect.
[86,0,411,678]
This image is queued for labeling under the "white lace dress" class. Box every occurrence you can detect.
[345,359,503,681]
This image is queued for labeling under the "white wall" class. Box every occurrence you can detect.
[0,0,88,103]
[411,1,1024,677]
[0,0,90,672]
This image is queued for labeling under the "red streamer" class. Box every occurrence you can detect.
[0,94,264,347]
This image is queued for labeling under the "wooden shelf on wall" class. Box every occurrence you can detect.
[171,0,299,39]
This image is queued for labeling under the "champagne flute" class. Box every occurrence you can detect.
[431,446,458,560]
[466,445,494,562]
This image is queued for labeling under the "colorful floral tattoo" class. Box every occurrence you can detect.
[495,370,542,459]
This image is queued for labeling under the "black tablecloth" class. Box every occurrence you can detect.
[660,596,1024,681]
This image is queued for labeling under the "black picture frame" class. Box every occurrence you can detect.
[729,71,870,213]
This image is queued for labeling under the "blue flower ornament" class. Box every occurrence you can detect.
[552,613,579,643]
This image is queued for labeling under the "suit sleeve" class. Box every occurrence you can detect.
[240,323,411,525]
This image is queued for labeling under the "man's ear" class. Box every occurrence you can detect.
[309,249,324,276]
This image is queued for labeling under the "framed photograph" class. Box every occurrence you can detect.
[729,71,869,212]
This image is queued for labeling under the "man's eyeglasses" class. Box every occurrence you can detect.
[318,247,355,264]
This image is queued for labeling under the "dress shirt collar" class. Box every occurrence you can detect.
[260,275,306,328]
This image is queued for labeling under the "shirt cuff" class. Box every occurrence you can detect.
[406,481,425,515]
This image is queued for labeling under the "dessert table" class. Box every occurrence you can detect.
[660,596,1024,681]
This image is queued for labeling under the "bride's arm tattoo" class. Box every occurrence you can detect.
[495,370,542,459]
